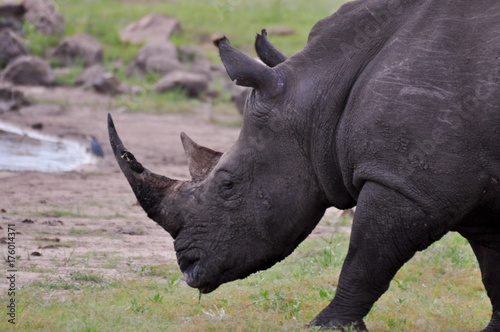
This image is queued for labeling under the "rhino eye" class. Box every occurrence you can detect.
[222,180,234,190]
[219,181,237,200]
[215,171,244,202]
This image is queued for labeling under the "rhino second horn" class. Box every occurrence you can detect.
[255,29,288,67]
[180,132,222,182]
[108,114,182,237]
[213,36,284,96]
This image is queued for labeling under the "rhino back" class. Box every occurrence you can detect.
[332,0,500,219]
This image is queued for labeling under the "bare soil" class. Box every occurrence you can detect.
[0,86,344,289]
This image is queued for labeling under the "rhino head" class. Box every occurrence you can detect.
[108,31,354,294]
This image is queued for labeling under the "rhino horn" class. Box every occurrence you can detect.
[108,114,182,236]
[214,36,284,96]
[181,132,222,182]
[255,29,288,67]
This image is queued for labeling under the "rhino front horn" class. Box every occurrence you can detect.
[214,36,284,97]
[108,114,182,237]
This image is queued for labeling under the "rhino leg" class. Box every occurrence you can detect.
[465,240,500,332]
[456,208,500,332]
[311,182,448,331]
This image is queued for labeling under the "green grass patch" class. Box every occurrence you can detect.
[70,271,105,283]
[54,65,86,86]
[1,231,491,331]
[112,88,197,114]
[33,208,129,221]
[37,208,85,218]
[25,266,56,274]
[68,228,93,235]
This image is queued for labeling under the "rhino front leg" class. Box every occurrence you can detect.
[311,181,448,331]
[466,239,500,332]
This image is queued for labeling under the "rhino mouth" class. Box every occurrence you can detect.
[183,263,220,294]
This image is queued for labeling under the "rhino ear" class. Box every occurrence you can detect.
[255,29,288,67]
[214,36,284,96]
[180,133,223,182]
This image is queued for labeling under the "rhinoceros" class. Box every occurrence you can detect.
[108,0,500,330]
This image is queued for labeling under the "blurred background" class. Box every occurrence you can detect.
[1,0,346,115]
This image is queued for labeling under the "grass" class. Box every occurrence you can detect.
[69,270,104,283]
[1,222,491,331]
[31,207,129,220]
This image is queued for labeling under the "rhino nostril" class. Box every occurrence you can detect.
[179,254,200,273]
[183,264,200,285]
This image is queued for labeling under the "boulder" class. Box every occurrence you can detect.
[0,4,25,32]
[231,85,251,114]
[188,57,213,80]
[0,86,30,112]
[0,28,28,68]
[77,64,135,96]
[119,13,181,44]
[0,55,54,86]
[178,45,207,63]
[154,70,208,97]
[145,56,182,75]
[50,34,103,67]
[75,64,107,88]
[23,0,64,35]
[125,41,180,77]
[92,72,125,96]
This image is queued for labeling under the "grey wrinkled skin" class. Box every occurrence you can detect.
[109,0,500,330]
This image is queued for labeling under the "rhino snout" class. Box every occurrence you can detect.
[183,264,219,294]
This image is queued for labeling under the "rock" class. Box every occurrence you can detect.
[75,65,128,95]
[231,85,251,114]
[188,57,213,80]
[75,64,107,87]
[50,34,103,67]
[119,13,181,44]
[145,56,182,75]
[0,28,28,68]
[0,55,54,86]
[0,86,30,112]
[0,4,25,32]
[178,45,207,63]
[92,72,125,96]
[154,70,208,97]
[23,0,64,35]
[125,41,179,77]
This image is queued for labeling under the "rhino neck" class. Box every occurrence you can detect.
[282,0,413,209]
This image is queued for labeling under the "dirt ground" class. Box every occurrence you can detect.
[0,86,344,289]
